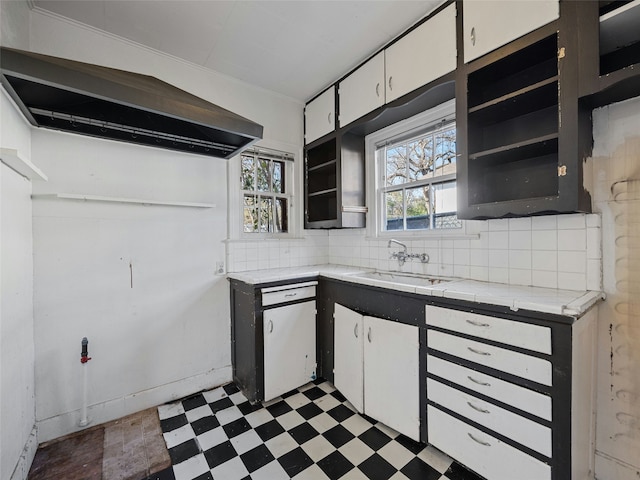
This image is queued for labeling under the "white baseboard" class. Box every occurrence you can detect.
[10,425,38,480]
[37,365,232,443]
[595,450,640,480]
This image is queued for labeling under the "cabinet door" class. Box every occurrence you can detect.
[305,87,335,145]
[339,52,385,128]
[463,0,558,63]
[363,316,420,440]
[263,301,317,401]
[333,304,364,412]
[385,3,456,103]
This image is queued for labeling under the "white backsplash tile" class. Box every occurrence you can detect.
[227,214,602,292]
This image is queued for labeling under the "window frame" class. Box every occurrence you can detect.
[365,99,469,238]
[229,144,299,240]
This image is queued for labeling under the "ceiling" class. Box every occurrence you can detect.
[31,0,443,102]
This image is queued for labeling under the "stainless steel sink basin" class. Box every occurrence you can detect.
[349,270,452,287]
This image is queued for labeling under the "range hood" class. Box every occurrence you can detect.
[0,47,263,158]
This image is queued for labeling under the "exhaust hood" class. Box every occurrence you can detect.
[0,47,263,159]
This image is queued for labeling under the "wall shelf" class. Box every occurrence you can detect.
[0,148,48,181]
[31,193,215,208]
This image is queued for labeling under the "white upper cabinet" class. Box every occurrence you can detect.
[338,52,385,128]
[385,3,457,103]
[463,0,559,63]
[305,86,335,144]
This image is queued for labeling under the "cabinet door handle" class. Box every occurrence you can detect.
[466,319,490,327]
[328,112,332,124]
[367,327,372,343]
[388,76,393,91]
[375,82,380,97]
[268,320,273,333]
[470,27,476,46]
[467,375,491,387]
[467,346,491,356]
[354,324,358,338]
[467,432,491,447]
[467,401,490,414]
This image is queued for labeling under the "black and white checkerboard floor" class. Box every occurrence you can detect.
[153,379,483,480]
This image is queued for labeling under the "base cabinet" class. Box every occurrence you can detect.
[426,304,597,480]
[334,303,420,440]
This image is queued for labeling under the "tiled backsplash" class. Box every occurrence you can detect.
[227,213,602,292]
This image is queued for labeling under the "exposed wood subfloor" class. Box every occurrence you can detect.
[28,408,171,480]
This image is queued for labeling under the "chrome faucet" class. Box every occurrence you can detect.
[387,238,429,267]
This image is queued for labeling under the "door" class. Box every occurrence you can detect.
[263,301,317,401]
[385,3,457,103]
[305,87,335,144]
[333,303,364,413]
[463,0,558,63]
[339,52,385,127]
[363,316,420,441]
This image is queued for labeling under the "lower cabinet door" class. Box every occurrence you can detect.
[428,406,551,480]
[263,301,316,402]
[334,303,364,413]
[364,316,420,441]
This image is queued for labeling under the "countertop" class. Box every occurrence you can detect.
[227,264,604,317]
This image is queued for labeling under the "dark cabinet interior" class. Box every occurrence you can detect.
[304,133,366,228]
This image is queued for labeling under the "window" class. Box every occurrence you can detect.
[370,101,461,234]
[240,148,293,234]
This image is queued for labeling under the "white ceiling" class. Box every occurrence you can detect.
[31,0,443,102]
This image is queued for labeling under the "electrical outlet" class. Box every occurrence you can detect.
[215,261,225,275]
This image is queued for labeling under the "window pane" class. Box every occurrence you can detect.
[434,127,457,177]
[434,181,462,229]
[408,136,434,181]
[275,198,288,233]
[243,195,258,232]
[241,155,254,190]
[272,161,284,194]
[257,159,270,192]
[385,146,407,186]
[406,186,431,230]
[259,197,273,232]
[385,190,404,230]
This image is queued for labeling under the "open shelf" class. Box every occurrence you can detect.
[308,188,337,198]
[599,0,640,75]
[469,133,559,162]
[308,159,337,173]
[307,192,338,223]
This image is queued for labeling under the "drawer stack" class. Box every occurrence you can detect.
[426,305,554,480]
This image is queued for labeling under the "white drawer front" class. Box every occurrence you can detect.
[428,406,551,480]
[262,283,317,307]
[428,330,552,386]
[427,378,551,456]
[426,305,551,354]
[427,355,552,421]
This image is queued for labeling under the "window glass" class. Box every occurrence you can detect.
[240,150,291,234]
[379,121,460,232]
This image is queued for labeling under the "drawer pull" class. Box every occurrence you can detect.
[466,319,490,327]
[467,401,490,414]
[284,292,297,298]
[354,324,358,338]
[467,432,491,447]
[467,346,491,356]
[467,375,491,387]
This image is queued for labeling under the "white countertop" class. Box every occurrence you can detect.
[227,264,604,317]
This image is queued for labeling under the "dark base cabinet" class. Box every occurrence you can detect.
[231,275,597,480]
[229,277,318,404]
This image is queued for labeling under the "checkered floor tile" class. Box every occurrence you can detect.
[152,379,484,480]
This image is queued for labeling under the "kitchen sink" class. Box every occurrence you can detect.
[348,270,453,287]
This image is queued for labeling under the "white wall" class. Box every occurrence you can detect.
[0,89,37,480]
[23,8,303,442]
[591,96,640,480]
